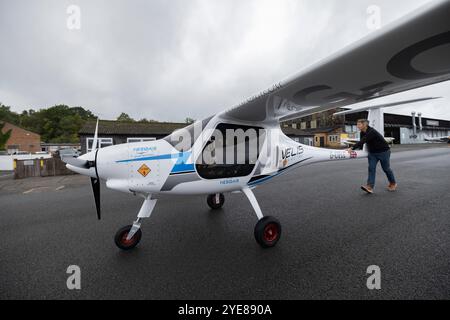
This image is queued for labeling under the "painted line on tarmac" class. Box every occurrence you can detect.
[23,187,50,194]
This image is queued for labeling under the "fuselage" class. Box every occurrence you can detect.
[68,116,367,195]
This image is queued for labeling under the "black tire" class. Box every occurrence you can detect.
[207,194,225,210]
[114,225,142,251]
[254,216,282,248]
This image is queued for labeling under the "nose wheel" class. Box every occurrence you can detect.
[207,193,225,210]
[114,225,142,251]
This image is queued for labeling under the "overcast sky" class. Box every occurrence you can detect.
[0,0,449,122]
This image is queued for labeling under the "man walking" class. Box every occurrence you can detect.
[347,119,397,194]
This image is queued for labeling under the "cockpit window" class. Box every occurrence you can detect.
[196,123,265,180]
[164,116,213,152]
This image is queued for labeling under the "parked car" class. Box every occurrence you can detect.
[57,148,80,158]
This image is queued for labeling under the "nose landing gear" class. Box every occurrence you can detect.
[114,194,156,251]
[115,225,142,250]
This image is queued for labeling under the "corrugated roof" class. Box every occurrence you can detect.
[79,120,188,135]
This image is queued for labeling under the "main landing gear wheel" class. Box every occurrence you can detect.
[114,225,142,251]
[207,193,225,210]
[254,216,282,248]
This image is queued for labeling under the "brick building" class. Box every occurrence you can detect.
[0,122,41,154]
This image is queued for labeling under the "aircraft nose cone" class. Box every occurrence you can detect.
[65,150,98,178]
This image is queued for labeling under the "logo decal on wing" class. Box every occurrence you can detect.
[137,164,151,177]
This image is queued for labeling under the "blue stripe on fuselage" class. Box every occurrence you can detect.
[171,163,195,174]
[116,152,190,163]
[116,152,195,175]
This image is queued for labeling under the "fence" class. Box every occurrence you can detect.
[14,157,75,179]
[0,154,52,171]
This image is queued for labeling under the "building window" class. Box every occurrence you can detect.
[87,138,113,152]
[304,138,314,146]
[7,145,19,154]
[328,135,339,143]
[310,120,317,129]
[127,137,157,144]
[301,122,307,130]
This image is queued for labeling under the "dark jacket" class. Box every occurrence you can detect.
[351,126,390,154]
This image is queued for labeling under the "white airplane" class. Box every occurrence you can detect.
[334,97,442,147]
[64,1,450,250]
[424,135,450,143]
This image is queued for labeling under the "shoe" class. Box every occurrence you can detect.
[388,183,398,192]
[361,185,374,194]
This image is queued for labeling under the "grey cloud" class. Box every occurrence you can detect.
[0,0,448,122]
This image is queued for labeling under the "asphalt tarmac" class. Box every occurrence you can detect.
[1,145,449,299]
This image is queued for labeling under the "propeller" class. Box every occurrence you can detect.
[61,156,90,169]
[90,119,101,220]
[61,119,102,220]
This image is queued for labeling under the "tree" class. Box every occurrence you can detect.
[117,113,135,122]
[0,103,20,124]
[1,104,97,143]
[0,122,12,151]
[185,117,195,124]
[138,118,159,123]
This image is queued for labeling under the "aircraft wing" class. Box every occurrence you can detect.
[221,0,450,124]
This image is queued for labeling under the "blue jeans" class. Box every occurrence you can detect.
[367,150,396,188]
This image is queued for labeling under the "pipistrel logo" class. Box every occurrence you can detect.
[67,5,81,30]
[366,265,381,290]
[66,265,81,290]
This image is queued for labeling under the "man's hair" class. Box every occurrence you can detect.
[357,119,370,125]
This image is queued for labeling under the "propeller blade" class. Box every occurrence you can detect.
[61,156,89,169]
[92,119,99,151]
[91,177,101,220]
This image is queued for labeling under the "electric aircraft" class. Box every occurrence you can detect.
[64,0,450,250]
[425,135,450,143]
[335,97,443,147]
